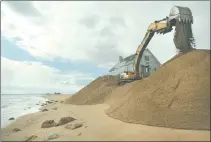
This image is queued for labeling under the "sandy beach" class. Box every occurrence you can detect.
[1,94,210,141]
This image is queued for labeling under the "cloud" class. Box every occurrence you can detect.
[1,1,210,65]
[100,26,115,37]
[92,41,120,63]
[1,57,95,94]
[109,17,126,28]
[79,15,100,29]
[3,1,42,17]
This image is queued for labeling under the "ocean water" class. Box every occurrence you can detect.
[1,94,49,128]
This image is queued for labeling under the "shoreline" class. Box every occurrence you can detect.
[1,94,69,129]
[1,94,50,129]
[1,94,210,141]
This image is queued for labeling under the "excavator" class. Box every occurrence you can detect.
[118,6,195,85]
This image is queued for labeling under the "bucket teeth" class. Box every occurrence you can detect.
[180,17,193,24]
[182,19,185,23]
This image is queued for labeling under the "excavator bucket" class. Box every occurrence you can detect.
[168,6,193,24]
[168,6,195,52]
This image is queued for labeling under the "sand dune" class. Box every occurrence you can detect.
[66,49,210,130]
[65,75,120,105]
[106,49,210,130]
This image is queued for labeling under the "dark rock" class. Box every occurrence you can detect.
[52,107,58,110]
[60,101,64,103]
[65,121,83,130]
[46,101,53,104]
[41,109,48,112]
[13,128,21,132]
[55,100,58,102]
[54,92,61,94]
[56,117,76,126]
[77,132,82,136]
[41,120,56,128]
[47,133,59,140]
[41,103,47,106]
[9,117,15,120]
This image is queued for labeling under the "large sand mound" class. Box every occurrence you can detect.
[106,49,210,130]
[65,75,120,105]
[65,49,210,130]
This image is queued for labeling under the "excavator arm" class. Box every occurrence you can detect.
[135,20,172,56]
[133,19,173,79]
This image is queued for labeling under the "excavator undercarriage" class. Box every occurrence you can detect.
[117,6,195,85]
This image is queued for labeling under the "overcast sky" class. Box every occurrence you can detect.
[1,1,210,94]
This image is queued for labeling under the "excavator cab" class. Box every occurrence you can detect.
[120,71,134,79]
[118,71,135,85]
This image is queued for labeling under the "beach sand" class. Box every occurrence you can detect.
[1,94,210,141]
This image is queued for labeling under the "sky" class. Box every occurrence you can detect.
[1,1,210,94]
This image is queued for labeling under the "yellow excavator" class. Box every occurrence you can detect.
[119,6,195,84]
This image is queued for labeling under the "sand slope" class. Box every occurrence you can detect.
[106,49,210,130]
[65,75,120,105]
[66,49,210,130]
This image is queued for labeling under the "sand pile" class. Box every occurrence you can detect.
[105,49,210,130]
[104,81,139,105]
[65,75,120,105]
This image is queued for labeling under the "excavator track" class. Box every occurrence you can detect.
[117,79,134,86]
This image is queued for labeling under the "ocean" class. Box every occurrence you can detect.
[1,94,49,128]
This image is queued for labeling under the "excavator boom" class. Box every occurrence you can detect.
[133,20,173,79]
